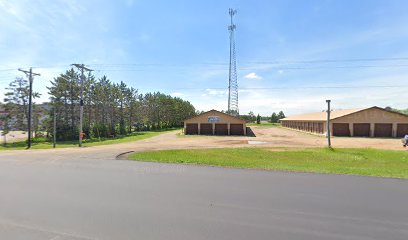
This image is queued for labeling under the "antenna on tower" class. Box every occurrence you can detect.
[227,8,239,116]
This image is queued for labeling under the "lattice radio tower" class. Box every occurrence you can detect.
[227,8,239,116]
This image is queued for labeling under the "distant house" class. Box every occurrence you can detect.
[280,106,408,138]
[184,109,247,136]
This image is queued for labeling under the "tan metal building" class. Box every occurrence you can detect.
[280,106,408,138]
[184,110,247,136]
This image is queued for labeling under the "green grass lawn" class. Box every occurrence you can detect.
[129,147,408,179]
[0,130,174,150]
[247,122,281,127]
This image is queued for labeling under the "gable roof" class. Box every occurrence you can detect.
[184,109,246,123]
[280,106,408,121]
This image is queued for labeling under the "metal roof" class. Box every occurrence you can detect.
[280,108,367,121]
[184,109,247,123]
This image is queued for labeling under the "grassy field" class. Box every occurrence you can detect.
[129,147,408,178]
[247,122,281,127]
[0,130,173,150]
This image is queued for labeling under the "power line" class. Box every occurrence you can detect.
[0,68,18,72]
[1,77,407,91]
[241,64,408,70]
[75,57,408,66]
[1,56,408,71]
[239,85,408,89]
[69,63,408,71]
[149,85,408,90]
[247,57,408,65]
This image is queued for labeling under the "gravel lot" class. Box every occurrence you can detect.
[0,131,28,143]
[0,126,404,162]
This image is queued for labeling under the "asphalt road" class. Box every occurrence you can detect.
[0,156,407,240]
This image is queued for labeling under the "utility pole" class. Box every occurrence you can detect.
[18,67,40,149]
[326,100,331,148]
[72,64,93,147]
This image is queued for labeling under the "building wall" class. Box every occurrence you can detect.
[281,121,325,134]
[184,110,247,135]
[331,108,408,137]
[282,108,408,138]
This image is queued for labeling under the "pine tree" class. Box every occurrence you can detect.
[44,68,197,141]
[4,77,40,131]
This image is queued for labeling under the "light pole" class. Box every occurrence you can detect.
[326,100,331,148]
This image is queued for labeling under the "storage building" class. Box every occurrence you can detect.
[280,106,408,138]
[184,110,247,136]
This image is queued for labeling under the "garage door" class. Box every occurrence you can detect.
[200,123,213,135]
[318,123,324,133]
[215,124,228,135]
[374,123,392,137]
[186,123,198,135]
[353,123,370,137]
[397,124,408,137]
[230,124,244,135]
[332,123,350,136]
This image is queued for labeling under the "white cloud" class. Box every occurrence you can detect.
[185,72,408,116]
[244,72,262,80]
[202,89,228,97]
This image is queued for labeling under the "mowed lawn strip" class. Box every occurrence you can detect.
[129,148,408,179]
[0,130,174,150]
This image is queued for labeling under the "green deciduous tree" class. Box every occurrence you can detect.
[239,111,256,122]
[278,111,286,120]
[270,112,279,123]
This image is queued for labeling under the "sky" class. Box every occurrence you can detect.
[1,0,408,116]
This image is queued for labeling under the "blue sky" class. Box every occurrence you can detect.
[1,0,408,115]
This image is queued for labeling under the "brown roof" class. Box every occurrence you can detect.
[281,106,408,121]
[184,109,246,123]
[281,108,367,121]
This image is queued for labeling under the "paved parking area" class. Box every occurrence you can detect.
[0,127,406,239]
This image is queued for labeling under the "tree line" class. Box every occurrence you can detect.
[385,106,408,115]
[270,111,286,123]
[239,111,286,123]
[1,68,197,141]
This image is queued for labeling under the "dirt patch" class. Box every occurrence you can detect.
[1,126,405,162]
[215,140,247,145]
[249,126,403,151]
[0,131,27,143]
[117,126,405,157]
